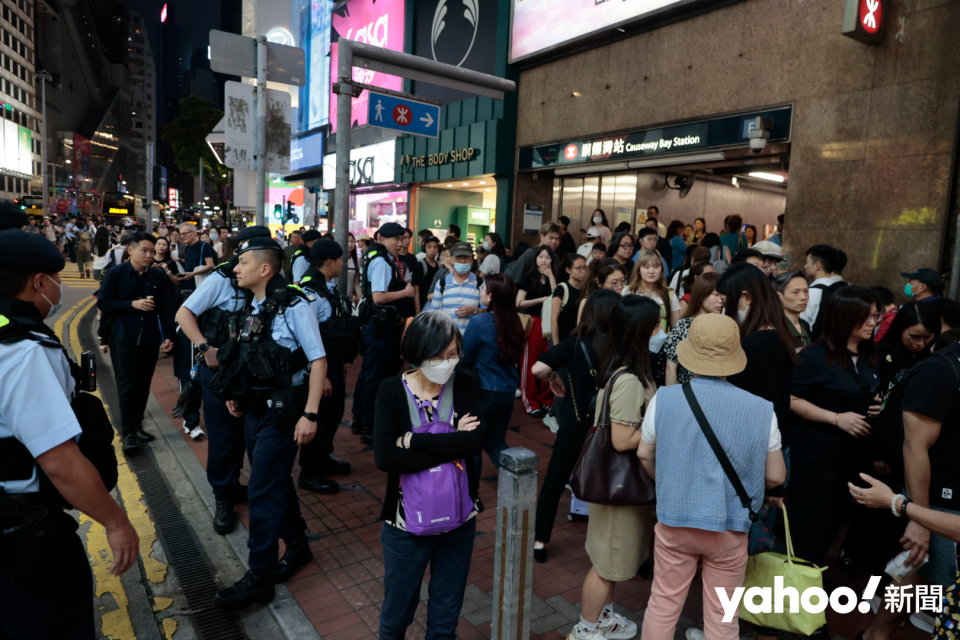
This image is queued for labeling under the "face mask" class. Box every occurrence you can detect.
[593,216,602,225]
[453,262,471,275]
[649,327,668,353]
[210,233,219,242]
[482,241,491,251]
[737,304,750,324]
[419,358,459,384]
[904,283,914,298]
[41,275,63,320]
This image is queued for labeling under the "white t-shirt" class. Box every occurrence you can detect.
[641,391,782,452]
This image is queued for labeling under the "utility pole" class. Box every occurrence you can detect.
[35,70,51,219]
[254,35,267,226]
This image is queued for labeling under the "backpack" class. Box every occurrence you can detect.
[709,246,729,275]
[811,281,847,341]
[302,271,362,366]
[541,282,570,338]
[399,375,473,535]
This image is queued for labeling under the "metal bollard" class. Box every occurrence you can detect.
[492,447,539,640]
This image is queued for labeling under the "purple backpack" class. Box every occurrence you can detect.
[400,376,474,536]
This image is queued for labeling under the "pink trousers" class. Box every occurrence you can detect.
[640,522,748,640]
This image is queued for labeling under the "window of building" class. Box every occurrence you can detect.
[3,7,8,22]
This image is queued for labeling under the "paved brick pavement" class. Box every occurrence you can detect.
[149,354,928,640]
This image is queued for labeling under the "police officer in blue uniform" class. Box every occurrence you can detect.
[354,223,415,445]
[291,229,322,284]
[296,239,359,494]
[210,237,326,609]
[0,200,26,230]
[0,230,139,639]
[175,225,273,535]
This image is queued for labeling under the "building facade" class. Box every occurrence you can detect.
[128,12,156,199]
[0,0,40,201]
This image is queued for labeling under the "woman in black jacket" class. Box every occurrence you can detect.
[374,311,486,640]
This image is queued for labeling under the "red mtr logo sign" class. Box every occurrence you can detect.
[564,144,579,161]
[842,0,882,44]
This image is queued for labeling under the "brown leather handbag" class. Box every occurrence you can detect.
[570,369,657,506]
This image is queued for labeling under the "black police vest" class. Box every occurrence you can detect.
[0,296,118,509]
[197,260,244,348]
[360,244,414,319]
[301,268,361,365]
[208,285,311,402]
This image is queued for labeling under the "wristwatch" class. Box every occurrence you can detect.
[302,411,319,421]
[198,342,210,353]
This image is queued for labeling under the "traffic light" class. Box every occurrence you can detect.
[285,200,294,223]
[273,203,283,221]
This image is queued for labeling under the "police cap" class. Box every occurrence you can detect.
[310,239,344,262]
[302,229,323,243]
[236,225,272,241]
[0,199,27,230]
[378,222,404,238]
[238,237,283,255]
[0,229,66,273]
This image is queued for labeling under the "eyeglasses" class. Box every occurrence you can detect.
[570,266,588,271]
[427,353,462,366]
[864,313,884,326]
[619,243,634,250]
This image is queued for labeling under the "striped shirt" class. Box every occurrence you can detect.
[432,272,482,333]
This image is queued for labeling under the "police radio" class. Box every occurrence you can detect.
[79,351,97,392]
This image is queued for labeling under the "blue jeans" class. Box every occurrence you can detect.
[380,518,477,640]
[475,389,515,470]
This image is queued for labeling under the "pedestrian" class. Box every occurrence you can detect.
[175,226,271,535]
[788,286,882,567]
[667,220,687,272]
[876,300,940,391]
[0,199,26,231]
[42,216,57,243]
[397,228,417,281]
[212,237,327,608]
[557,215,578,258]
[752,240,783,277]
[507,222,562,282]
[607,231,636,279]
[872,286,898,342]
[550,253,587,344]
[691,217,707,245]
[701,233,731,273]
[462,273,524,468]
[282,229,303,280]
[583,209,612,245]
[431,241,483,333]
[24,216,41,235]
[744,224,758,247]
[97,232,176,452]
[354,222,416,445]
[424,247,454,311]
[664,272,724,385]
[801,244,847,340]
[624,249,680,331]
[0,230,140,639]
[731,248,765,270]
[719,214,747,258]
[152,236,183,288]
[772,270,812,349]
[291,229,322,283]
[567,295,661,640]
[91,227,111,281]
[517,245,559,417]
[64,215,78,261]
[670,245,712,296]
[296,239,358,495]
[74,224,93,278]
[901,267,942,303]
[532,289,621,561]
[638,314,786,640]
[177,223,216,296]
[373,311,485,640]
[412,235,440,314]
[676,262,714,315]
[577,258,627,321]
[346,232,363,304]
[448,223,462,240]
[479,232,507,277]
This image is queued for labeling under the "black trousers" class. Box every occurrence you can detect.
[0,513,94,640]
[299,364,346,477]
[355,320,402,429]
[109,338,161,437]
[535,406,588,544]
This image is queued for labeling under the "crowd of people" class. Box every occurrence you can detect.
[4,196,960,640]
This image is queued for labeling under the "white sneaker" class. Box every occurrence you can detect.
[598,611,637,640]
[910,612,935,634]
[182,421,190,434]
[543,414,560,433]
[567,625,605,640]
[515,388,522,398]
[189,426,205,440]
[685,629,752,640]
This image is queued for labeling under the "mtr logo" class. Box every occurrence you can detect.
[860,0,881,32]
[564,144,579,160]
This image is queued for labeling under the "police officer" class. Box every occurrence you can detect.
[211,237,326,610]
[0,230,139,639]
[0,200,27,231]
[175,225,273,535]
[297,239,356,494]
[354,222,414,445]
[291,229,322,284]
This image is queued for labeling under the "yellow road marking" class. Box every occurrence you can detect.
[66,298,169,639]
[162,618,178,639]
[152,597,173,612]
[53,296,91,339]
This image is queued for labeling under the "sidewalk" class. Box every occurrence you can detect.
[149,355,919,640]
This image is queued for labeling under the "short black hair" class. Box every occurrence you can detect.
[401,311,463,365]
[647,206,659,216]
[937,299,960,331]
[418,229,432,240]
[591,242,607,253]
[129,231,155,246]
[291,229,303,237]
[870,286,895,308]
[732,248,764,264]
[250,248,282,273]
[806,244,847,274]
[448,224,461,238]
[559,216,571,227]
[637,227,657,240]
[0,266,32,296]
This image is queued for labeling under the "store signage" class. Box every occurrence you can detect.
[322,139,397,190]
[510,0,723,62]
[842,0,883,44]
[518,106,792,171]
[290,131,324,173]
[168,188,178,208]
[399,147,478,172]
[108,207,129,214]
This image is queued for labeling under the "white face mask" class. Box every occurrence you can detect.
[420,358,459,384]
[649,327,668,353]
[41,275,63,320]
[737,304,750,324]
[210,233,219,242]
[593,216,602,225]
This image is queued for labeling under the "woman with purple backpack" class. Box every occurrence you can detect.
[373,311,487,640]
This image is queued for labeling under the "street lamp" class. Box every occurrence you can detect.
[34,70,52,218]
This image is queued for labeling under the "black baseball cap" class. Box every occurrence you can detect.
[901,268,941,293]
[0,229,65,273]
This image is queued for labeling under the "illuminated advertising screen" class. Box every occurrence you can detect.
[329,0,405,133]
[510,0,700,62]
[290,131,324,172]
[293,0,333,133]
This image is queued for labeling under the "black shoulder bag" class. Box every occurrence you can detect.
[568,340,599,429]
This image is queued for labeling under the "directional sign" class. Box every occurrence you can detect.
[366,91,440,139]
[209,30,306,86]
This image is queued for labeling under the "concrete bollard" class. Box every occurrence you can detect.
[492,447,539,640]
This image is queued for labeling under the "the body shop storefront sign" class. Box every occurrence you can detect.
[518,106,793,171]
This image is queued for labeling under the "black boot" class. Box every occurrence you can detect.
[348,417,362,435]
[274,537,312,583]
[298,474,339,494]
[359,425,373,446]
[213,498,236,535]
[122,434,140,453]
[213,570,275,610]
[135,428,156,443]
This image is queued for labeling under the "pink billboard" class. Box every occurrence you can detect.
[329,0,405,133]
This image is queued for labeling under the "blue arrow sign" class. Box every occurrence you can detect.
[367,91,440,138]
